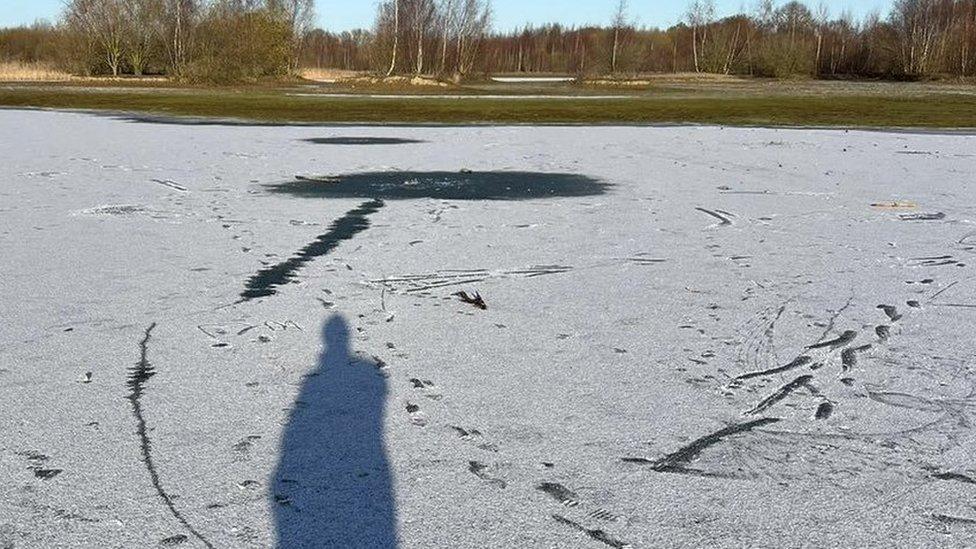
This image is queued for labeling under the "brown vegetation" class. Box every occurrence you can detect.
[308,0,976,80]
[0,62,74,82]
[1,0,975,83]
[0,0,313,83]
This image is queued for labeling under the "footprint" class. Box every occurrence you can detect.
[406,402,428,427]
[586,508,620,522]
[537,482,580,506]
[450,426,499,452]
[232,435,261,461]
[33,468,63,480]
[18,451,61,480]
[160,534,189,546]
[468,461,506,488]
[841,344,872,371]
[877,304,902,321]
[409,378,443,400]
[815,402,834,420]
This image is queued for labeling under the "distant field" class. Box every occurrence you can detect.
[1,78,975,128]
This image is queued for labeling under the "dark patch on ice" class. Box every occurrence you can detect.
[628,417,780,474]
[152,179,188,192]
[266,171,609,201]
[876,325,891,340]
[410,378,433,389]
[18,450,48,462]
[841,348,858,371]
[908,255,965,268]
[747,375,814,415]
[160,534,189,546]
[815,402,834,420]
[32,468,63,480]
[127,323,215,549]
[807,330,858,350]
[127,324,158,399]
[552,514,631,548]
[932,471,976,484]
[932,513,976,526]
[302,137,425,145]
[732,355,812,384]
[84,205,149,216]
[878,304,902,321]
[841,344,873,371]
[900,212,946,221]
[695,207,733,226]
[241,199,384,300]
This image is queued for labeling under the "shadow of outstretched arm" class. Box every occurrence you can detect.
[273,315,397,548]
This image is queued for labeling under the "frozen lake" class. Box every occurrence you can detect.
[1,109,975,548]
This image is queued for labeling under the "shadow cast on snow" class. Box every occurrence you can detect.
[273,315,397,548]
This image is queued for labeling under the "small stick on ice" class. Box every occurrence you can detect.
[453,291,487,310]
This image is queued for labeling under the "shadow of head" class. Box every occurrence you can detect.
[265,171,610,201]
[302,137,426,145]
[273,314,397,548]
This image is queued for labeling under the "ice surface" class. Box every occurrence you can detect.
[1,110,975,547]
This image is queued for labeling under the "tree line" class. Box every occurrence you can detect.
[0,0,313,82]
[2,0,976,81]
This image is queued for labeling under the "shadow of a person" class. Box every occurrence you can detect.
[273,315,397,548]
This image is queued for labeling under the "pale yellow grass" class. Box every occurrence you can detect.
[300,68,451,88]
[301,68,367,82]
[0,62,74,82]
[586,72,749,87]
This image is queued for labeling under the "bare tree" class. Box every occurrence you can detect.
[687,0,715,73]
[122,0,160,75]
[610,0,628,74]
[814,2,830,74]
[159,0,196,77]
[407,0,437,74]
[455,0,491,75]
[387,0,400,75]
[891,0,942,75]
[268,0,315,73]
[966,0,976,74]
[65,0,128,76]
[437,0,458,74]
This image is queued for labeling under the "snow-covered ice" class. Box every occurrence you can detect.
[1,109,976,548]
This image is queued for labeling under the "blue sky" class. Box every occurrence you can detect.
[2,0,892,31]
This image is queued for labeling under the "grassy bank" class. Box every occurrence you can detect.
[1,83,975,128]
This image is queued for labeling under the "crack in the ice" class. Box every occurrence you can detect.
[127,323,215,549]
